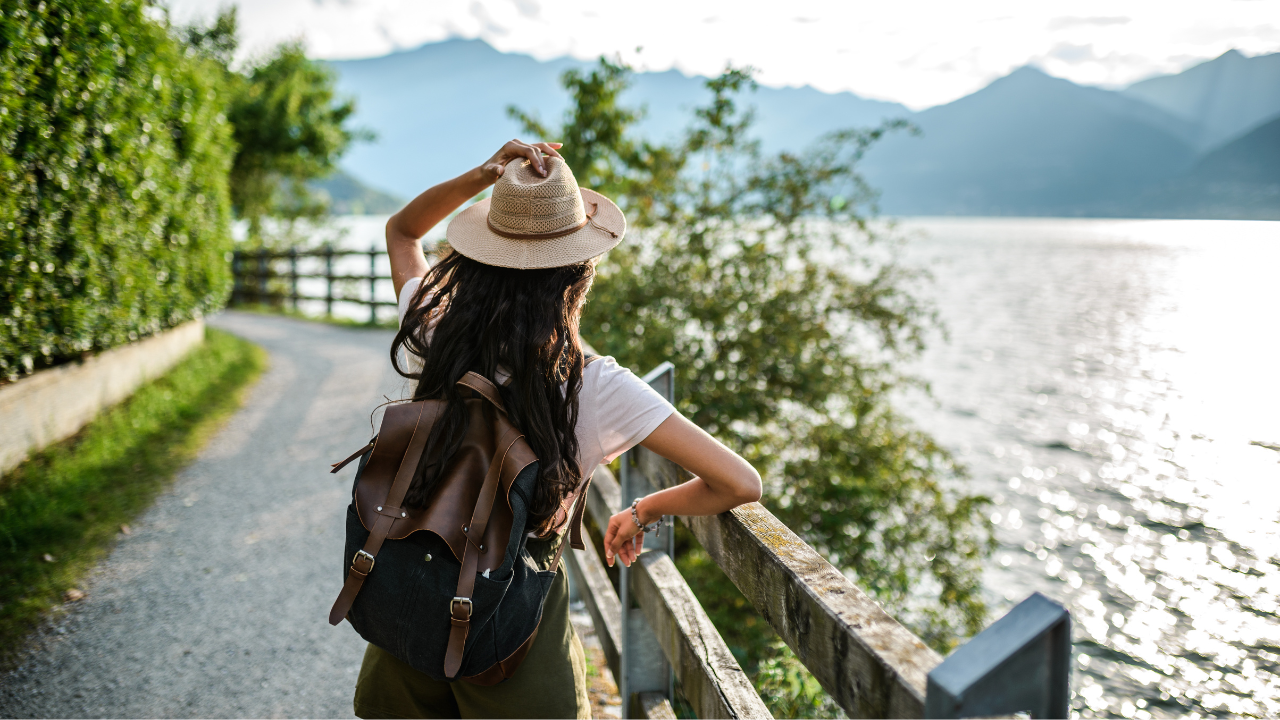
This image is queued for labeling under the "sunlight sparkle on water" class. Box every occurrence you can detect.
[896,218,1280,717]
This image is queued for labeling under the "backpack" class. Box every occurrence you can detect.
[327,370,592,684]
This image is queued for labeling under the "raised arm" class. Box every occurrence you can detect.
[385,139,563,298]
[602,412,763,567]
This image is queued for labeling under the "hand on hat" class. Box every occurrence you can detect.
[479,139,564,184]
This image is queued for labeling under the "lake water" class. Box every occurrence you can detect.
[309,215,1280,716]
[896,218,1280,718]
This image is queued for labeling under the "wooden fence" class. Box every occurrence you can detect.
[229,252,1073,717]
[569,362,1072,719]
[230,246,395,323]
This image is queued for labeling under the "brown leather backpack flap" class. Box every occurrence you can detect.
[355,397,536,568]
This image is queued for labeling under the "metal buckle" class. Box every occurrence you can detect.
[352,549,376,573]
[451,596,473,620]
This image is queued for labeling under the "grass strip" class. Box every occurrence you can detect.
[0,328,266,665]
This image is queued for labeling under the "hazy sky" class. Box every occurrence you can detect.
[163,0,1280,109]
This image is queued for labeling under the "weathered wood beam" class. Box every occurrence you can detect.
[632,445,939,717]
[682,499,940,718]
[637,691,678,719]
[564,520,623,681]
[632,550,773,719]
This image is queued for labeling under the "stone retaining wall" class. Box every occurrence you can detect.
[0,319,206,475]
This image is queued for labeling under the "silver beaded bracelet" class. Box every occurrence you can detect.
[630,498,662,537]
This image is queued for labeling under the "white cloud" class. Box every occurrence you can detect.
[162,0,1280,109]
[1046,16,1132,31]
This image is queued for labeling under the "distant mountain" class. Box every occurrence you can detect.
[1128,115,1280,220]
[1123,50,1280,151]
[1194,114,1280,185]
[859,67,1199,216]
[310,169,404,215]
[325,38,909,199]
[326,39,581,199]
[325,39,1277,219]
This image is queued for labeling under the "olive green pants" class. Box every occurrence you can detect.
[353,537,590,719]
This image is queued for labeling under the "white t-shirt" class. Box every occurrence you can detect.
[397,276,675,475]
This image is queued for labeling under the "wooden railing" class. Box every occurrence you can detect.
[229,246,395,323]
[568,361,1073,719]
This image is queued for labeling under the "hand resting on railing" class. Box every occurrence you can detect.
[602,411,761,568]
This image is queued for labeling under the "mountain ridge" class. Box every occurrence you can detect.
[326,38,910,198]
[859,66,1200,216]
[327,38,1280,219]
[1122,49,1280,150]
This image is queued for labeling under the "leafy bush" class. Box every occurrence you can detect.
[0,0,234,381]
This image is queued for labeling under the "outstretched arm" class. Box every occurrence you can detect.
[602,412,763,567]
[385,139,563,298]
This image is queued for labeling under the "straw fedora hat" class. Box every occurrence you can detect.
[446,156,626,269]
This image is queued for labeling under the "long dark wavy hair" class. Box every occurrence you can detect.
[390,247,595,530]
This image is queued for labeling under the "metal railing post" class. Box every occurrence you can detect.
[619,361,678,717]
[927,592,1072,718]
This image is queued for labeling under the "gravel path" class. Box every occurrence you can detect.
[0,312,410,718]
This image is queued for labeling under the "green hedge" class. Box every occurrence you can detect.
[0,0,234,381]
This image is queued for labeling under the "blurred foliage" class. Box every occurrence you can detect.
[183,8,367,244]
[754,641,844,718]
[0,0,234,381]
[513,58,995,709]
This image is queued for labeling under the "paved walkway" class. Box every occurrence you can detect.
[0,312,410,718]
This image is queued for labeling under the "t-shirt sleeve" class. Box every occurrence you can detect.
[397,276,424,328]
[591,356,677,463]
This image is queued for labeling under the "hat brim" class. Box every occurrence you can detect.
[445,188,626,270]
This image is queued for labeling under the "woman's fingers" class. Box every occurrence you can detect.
[605,513,634,567]
[517,142,547,175]
[601,512,652,568]
[486,139,563,180]
[603,521,618,567]
[533,142,563,160]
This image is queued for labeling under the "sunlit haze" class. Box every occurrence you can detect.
[161,0,1280,109]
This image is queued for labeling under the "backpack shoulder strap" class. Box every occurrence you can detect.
[457,372,505,412]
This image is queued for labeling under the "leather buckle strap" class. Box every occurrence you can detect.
[328,402,434,627]
[352,549,376,575]
[451,597,473,621]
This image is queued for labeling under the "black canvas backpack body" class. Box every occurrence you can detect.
[328,369,593,685]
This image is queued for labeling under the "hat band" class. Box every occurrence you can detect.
[485,202,619,241]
